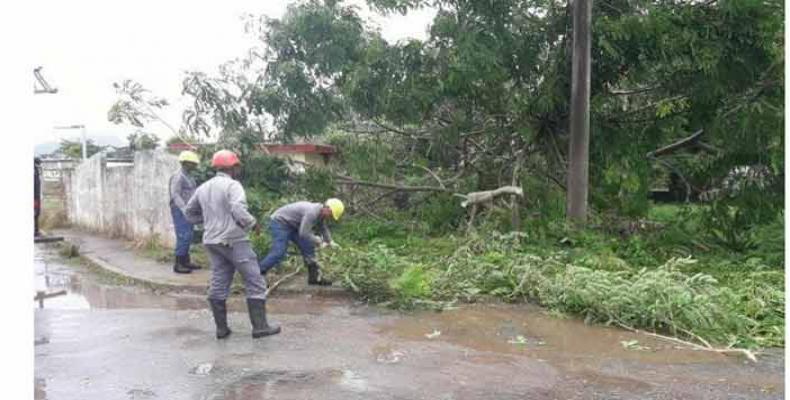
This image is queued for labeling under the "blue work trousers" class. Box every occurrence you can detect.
[170,204,194,257]
[258,219,316,274]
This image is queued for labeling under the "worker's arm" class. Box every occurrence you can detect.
[170,174,188,213]
[183,192,203,225]
[298,208,324,246]
[319,220,333,244]
[228,182,257,231]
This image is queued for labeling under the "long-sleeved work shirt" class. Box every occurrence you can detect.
[183,172,256,245]
[34,163,41,204]
[169,168,197,213]
[270,201,332,245]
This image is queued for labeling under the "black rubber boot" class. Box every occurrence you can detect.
[246,298,281,338]
[184,253,202,270]
[307,261,333,286]
[208,299,232,339]
[173,255,192,274]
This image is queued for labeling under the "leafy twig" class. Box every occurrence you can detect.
[263,264,303,298]
[614,320,758,362]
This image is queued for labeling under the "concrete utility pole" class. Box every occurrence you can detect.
[567,0,592,224]
[54,124,88,160]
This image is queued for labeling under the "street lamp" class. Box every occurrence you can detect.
[54,124,87,160]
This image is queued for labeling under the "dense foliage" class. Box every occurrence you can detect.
[132,0,783,349]
[180,0,783,219]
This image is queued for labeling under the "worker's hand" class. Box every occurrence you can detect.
[329,241,341,249]
[320,242,329,250]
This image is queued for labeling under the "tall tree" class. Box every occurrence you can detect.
[59,139,102,159]
[179,0,783,219]
[108,79,198,149]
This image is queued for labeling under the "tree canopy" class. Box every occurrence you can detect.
[176,0,782,217]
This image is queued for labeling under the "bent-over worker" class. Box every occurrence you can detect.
[258,199,344,286]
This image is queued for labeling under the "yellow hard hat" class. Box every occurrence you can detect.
[325,198,345,221]
[178,151,200,164]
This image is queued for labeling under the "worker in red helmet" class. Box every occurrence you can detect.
[184,150,280,340]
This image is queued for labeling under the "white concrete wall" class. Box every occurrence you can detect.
[64,150,180,247]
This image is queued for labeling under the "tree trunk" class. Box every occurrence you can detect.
[567,0,592,224]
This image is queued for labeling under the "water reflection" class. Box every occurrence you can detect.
[34,249,90,310]
[33,244,342,313]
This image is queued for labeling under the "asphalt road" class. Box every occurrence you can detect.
[34,244,784,400]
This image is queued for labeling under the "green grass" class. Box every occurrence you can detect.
[39,198,70,231]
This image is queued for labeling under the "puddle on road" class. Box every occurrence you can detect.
[33,244,343,314]
[375,304,788,395]
[372,344,406,364]
[209,369,370,400]
[377,303,729,366]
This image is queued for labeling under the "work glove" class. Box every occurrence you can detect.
[329,241,341,249]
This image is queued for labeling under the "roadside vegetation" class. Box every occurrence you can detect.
[234,157,783,349]
[105,0,782,351]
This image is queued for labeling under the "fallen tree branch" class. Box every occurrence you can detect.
[614,321,758,362]
[263,264,303,298]
[335,176,456,194]
[371,118,431,139]
[607,84,660,96]
[413,164,446,189]
[461,186,524,208]
[646,129,704,158]
[362,188,402,208]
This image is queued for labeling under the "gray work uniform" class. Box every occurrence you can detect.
[184,172,266,300]
[270,201,332,246]
[169,168,197,213]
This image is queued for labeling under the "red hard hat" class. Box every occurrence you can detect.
[211,150,241,168]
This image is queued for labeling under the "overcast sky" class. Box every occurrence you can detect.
[26,0,435,147]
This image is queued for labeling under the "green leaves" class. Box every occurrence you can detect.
[174,0,782,228]
[390,264,433,301]
[321,224,783,347]
[58,139,103,159]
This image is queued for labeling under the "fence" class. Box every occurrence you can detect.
[63,150,179,247]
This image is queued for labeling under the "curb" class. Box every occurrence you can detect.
[60,235,353,300]
[67,240,209,294]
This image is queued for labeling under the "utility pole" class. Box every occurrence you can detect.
[567,0,592,224]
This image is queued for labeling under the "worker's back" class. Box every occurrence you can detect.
[188,173,255,245]
[271,201,322,229]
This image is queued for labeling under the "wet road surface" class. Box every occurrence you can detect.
[34,244,784,399]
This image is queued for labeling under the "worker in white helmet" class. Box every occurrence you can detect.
[169,150,202,274]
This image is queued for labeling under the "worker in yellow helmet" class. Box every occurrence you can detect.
[169,150,202,274]
[258,198,344,285]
